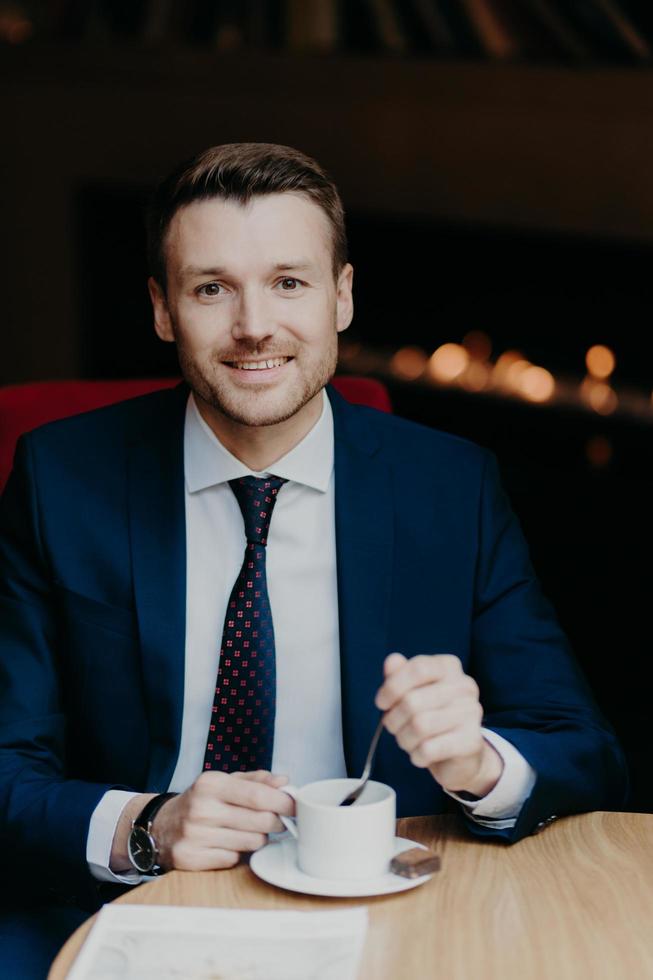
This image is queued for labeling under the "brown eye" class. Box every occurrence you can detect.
[199,283,221,297]
[280,278,298,290]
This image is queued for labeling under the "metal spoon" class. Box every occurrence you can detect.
[339,716,385,806]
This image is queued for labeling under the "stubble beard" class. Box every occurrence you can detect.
[176,333,339,428]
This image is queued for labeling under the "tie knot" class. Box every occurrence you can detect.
[229,476,287,545]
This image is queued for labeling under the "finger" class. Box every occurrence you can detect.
[231,770,288,786]
[215,774,295,815]
[376,654,463,711]
[231,769,274,783]
[383,674,480,735]
[210,802,287,835]
[168,842,240,872]
[231,770,273,781]
[383,684,451,735]
[267,774,290,787]
[409,729,483,769]
[178,819,268,853]
[393,706,480,754]
[383,652,407,677]
[207,827,269,853]
[168,803,278,848]
[377,653,408,710]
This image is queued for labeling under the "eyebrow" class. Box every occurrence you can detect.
[273,262,314,272]
[179,261,315,279]
[179,266,226,279]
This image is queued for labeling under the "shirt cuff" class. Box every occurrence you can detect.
[86,789,144,885]
[446,728,537,830]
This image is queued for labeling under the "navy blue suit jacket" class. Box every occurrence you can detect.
[0,383,627,905]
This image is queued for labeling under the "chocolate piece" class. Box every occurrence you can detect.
[390,847,440,879]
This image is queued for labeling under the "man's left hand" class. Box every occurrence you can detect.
[375,652,503,798]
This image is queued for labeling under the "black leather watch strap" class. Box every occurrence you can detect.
[133,792,178,831]
[129,792,178,875]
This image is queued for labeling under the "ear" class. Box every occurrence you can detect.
[335,263,354,334]
[148,277,175,343]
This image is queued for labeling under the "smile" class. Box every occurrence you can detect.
[226,357,292,371]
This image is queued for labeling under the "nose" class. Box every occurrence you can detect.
[231,286,276,345]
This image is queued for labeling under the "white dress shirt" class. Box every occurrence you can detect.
[87,390,535,882]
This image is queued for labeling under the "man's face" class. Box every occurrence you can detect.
[150,192,353,430]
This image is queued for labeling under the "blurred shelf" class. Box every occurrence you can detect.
[4,38,653,380]
[4,44,653,242]
[4,40,653,98]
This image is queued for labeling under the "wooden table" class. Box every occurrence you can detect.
[49,811,653,980]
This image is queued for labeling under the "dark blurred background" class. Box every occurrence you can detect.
[1,0,651,810]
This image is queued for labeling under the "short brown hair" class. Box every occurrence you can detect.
[147,142,347,291]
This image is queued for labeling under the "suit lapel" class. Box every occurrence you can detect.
[127,385,188,790]
[329,387,394,778]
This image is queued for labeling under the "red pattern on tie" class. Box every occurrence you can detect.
[203,476,286,773]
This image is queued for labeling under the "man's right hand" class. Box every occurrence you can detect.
[110,770,293,873]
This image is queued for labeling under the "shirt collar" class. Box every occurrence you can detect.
[184,388,334,494]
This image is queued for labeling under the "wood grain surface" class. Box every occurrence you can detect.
[48,811,653,980]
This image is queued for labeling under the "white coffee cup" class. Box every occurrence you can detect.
[279,778,396,880]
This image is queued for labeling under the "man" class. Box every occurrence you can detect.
[0,143,627,974]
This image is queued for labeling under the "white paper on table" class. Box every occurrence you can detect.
[67,903,369,980]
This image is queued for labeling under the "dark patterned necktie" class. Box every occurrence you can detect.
[204,475,287,773]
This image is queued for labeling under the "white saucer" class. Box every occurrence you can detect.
[249,836,434,898]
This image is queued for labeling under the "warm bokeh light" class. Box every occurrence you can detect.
[460,361,491,392]
[585,436,613,469]
[427,343,470,383]
[504,359,532,390]
[462,330,492,362]
[517,366,555,403]
[0,6,32,44]
[586,345,616,380]
[581,377,618,415]
[334,338,649,422]
[492,350,525,386]
[390,346,428,381]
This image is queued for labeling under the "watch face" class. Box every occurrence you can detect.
[128,826,157,873]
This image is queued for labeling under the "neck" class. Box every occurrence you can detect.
[195,391,324,471]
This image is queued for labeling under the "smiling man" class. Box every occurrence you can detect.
[0,143,627,976]
[149,189,352,464]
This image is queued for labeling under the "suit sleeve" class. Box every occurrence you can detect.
[0,435,128,905]
[466,451,628,842]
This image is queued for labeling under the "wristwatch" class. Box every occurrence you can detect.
[127,792,177,874]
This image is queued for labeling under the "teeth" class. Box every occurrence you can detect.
[232,358,289,370]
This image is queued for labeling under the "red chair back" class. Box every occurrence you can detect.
[0,376,391,493]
